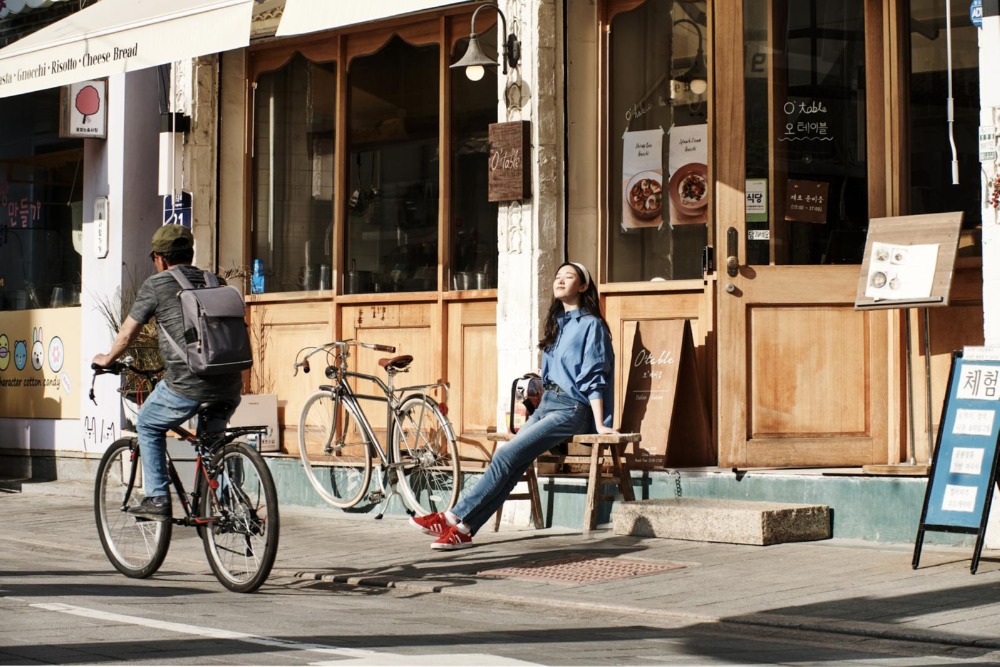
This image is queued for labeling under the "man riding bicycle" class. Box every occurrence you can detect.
[92,225,242,521]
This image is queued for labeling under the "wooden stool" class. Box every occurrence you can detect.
[485,432,640,534]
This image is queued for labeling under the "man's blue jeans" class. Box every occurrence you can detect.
[451,389,590,535]
[135,382,235,498]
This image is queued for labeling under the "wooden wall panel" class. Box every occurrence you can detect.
[447,300,497,467]
[750,306,869,437]
[249,302,331,454]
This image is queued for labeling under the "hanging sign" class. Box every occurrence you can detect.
[784,179,829,223]
[914,350,1000,573]
[59,80,107,139]
[621,128,664,230]
[488,121,531,203]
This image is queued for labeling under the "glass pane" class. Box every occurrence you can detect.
[0,89,83,310]
[450,34,498,291]
[607,0,709,283]
[252,54,337,294]
[744,0,868,265]
[909,0,980,233]
[346,37,440,294]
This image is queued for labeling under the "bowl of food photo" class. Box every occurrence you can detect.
[625,171,664,221]
[668,163,709,216]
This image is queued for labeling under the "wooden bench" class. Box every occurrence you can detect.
[485,432,640,534]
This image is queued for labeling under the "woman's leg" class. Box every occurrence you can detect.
[451,392,589,535]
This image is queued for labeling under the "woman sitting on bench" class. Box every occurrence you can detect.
[410,261,616,550]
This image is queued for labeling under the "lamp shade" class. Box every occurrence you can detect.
[450,33,499,71]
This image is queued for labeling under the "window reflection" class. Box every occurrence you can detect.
[0,89,83,310]
[451,34,498,291]
[252,55,337,293]
[346,37,440,294]
[607,0,708,283]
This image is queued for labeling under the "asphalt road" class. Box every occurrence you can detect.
[2,503,1000,666]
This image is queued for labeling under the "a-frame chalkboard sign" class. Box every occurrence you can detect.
[913,348,1000,574]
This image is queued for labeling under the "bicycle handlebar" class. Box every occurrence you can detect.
[89,358,164,405]
[292,340,397,376]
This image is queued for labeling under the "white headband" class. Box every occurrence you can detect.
[569,262,591,287]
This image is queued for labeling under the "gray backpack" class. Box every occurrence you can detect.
[159,268,253,376]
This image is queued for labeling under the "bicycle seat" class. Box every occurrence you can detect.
[379,355,413,371]
[196,399,238,420]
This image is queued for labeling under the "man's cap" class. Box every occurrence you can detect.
[151,224,194,253]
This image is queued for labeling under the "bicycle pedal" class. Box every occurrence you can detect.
[367,491,385,504]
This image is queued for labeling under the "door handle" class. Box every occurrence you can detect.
[726,227,739,277]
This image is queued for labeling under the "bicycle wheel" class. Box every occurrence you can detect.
[298,389,373,508]
[393,395,461,515]
[94,437,172,579]
[199,441,279,593]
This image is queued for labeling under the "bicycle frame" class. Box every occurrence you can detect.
[322,367,450,470]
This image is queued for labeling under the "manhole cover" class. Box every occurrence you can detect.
[478,555,684,584]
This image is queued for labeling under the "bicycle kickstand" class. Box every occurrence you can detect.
[373,469,415,520]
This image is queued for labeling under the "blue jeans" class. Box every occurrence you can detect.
[135,382,236,498]
[452,389,590,535]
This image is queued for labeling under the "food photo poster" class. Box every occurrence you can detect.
[622,128,665,230]
[667,124,708,227]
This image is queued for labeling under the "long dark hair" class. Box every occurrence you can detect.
[539,262,609,351]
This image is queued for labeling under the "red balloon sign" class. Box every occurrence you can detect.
[75,85,101,123]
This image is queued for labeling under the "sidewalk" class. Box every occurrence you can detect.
[5,479,1000,651]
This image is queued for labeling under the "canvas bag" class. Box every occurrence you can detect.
[159,268,253,376]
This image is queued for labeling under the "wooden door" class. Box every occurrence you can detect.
[713,0,893,468]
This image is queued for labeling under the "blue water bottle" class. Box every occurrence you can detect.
[251,259,265,294]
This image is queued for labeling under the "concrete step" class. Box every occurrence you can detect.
[611,497,831,546]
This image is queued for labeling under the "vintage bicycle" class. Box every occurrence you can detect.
[90,361,279,593]
[293,340,460,517]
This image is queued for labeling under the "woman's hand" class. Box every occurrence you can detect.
[595,424,618,435]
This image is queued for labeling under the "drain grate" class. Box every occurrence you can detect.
[478,555,684,584]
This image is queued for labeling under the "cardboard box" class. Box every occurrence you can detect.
[229,394,280,453]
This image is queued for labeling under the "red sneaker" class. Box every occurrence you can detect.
[409,512,449,536]
[431,525,473,550]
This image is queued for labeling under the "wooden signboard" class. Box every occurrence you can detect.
[913,349,1000,573]
[619,319,712,469]
[488,120,531,202]
[854,212,963,310]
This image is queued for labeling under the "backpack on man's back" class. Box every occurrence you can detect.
[159,268,253,376]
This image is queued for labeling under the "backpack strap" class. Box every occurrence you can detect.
[166,266,196,290]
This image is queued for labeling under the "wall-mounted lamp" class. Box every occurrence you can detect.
[450,2,521,81]
[672,18,708,97]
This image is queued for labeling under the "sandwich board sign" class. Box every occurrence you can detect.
[913,348,1000,573]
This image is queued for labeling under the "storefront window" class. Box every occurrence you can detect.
[450,34,498,291]
[908,0,980,233]
[345,37,440,294]
[251,54,337,293]
[744,0,868,265]
[606,0,709,282]
[0,89,83,310]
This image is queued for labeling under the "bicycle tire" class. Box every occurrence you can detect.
[94,437,172,579]
[198,441,280,593]
[298,389,373,508]
[393,395,461,515]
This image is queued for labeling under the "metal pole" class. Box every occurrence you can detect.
[905,309,916,465]
[923,308,933,463]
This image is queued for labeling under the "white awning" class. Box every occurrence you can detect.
[276,0,470,37]
[0,0,254,99]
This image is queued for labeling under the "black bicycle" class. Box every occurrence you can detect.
[90,361,279,593]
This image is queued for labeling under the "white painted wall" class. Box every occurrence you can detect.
[495,0,566,426]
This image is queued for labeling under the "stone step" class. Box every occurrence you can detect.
[611,498,831,546]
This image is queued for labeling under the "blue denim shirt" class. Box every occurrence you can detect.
[541,308,615,429]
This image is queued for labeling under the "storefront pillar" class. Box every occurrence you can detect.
[982,1,1000,348]
[495,0,566,423]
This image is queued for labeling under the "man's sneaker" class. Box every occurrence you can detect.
[431,525,473,550]
[127,496,171,521]
[409,512,449,536]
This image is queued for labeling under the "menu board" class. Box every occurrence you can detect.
[913,350,1000,573]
